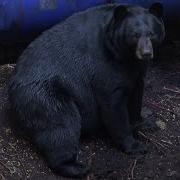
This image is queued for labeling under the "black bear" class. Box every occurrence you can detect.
[8,3,165,178]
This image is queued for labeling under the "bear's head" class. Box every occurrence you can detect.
[106,3,165,61]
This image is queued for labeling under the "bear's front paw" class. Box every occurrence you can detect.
[135,118,159,132]
[121,135,147,155]
[58,161,90,178]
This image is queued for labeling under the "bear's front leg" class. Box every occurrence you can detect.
[128,78,158,132]
[101,87,147,154]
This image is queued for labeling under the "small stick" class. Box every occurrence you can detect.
[0,174,5,180]
[138,131,170,150]
[87,152,96,160]
[0,160,12,173]
[146,133,172,147]
[160,140,173,145]
[144,98,174,114]
[131,159,137,179]
[163,86,180,94]
[7,64,15,69]
[127,161,133,179]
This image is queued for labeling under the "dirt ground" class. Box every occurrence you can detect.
[0,43,179,180]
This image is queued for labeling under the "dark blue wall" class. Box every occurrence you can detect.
[0,0,180,42]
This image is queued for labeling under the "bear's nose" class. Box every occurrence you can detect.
[136,37,154,60]
[142,51,153,60]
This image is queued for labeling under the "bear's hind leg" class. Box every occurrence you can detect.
[31,99,89,178]
[34,127,89,178]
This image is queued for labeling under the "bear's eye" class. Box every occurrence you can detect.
[134,32,140,38]
[148,32,154,37]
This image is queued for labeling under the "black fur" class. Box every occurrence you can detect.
[8,3,165,178]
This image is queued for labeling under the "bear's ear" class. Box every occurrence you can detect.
[149,3,164,18]
[113,5,128,23]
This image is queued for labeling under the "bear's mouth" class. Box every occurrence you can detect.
[136,49,154,61]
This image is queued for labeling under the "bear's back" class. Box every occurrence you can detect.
[9,4,119,92]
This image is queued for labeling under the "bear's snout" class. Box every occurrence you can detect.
[136,37,153,60]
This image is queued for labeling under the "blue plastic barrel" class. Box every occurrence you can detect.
[0,0,180,43]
